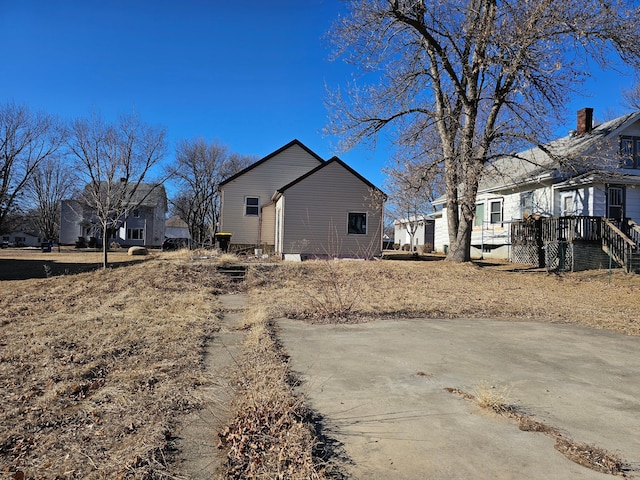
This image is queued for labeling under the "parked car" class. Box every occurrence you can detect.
[162,238,189,251]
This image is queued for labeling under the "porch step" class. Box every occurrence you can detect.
[216,264,247,281]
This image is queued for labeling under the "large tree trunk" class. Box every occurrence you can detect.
[446,215,473,262]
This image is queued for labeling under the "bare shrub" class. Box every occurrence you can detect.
[300,260,367,322]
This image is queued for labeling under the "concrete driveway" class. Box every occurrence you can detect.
[277,318,640,479]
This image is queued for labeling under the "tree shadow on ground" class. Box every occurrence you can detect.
[0,258,144,281]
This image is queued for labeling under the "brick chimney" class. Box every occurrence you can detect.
[577,108,594,135]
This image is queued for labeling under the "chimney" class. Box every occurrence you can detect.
[577,108,593,135]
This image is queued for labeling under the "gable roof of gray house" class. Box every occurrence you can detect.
[273,156,385,199]
[219,139,324,187]
[78,182,167,209]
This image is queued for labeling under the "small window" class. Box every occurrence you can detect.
[127,228,144,240]
[132,209,140,218]
[474,203,484,227]
[348,212,367,235]
[561,193,575,216]
[520,192,534,218]
[245,197,259,216]
[489,200,502,225]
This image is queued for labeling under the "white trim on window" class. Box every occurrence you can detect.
[347,212,367,235]
[245,196,259,216]
[489,199,503,225]
[560,192,575,216]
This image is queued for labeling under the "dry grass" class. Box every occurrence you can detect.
[0,252,236,479]
[218,307,326,479]
[473,381,513,415]
[247,259,640,335]
[3,250,639,479]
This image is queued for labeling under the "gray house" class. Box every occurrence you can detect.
[60,183,167,248]
[218,140,385,258]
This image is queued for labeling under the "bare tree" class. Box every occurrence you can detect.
[622,81,640,110]
[384,157,442,252]
[0,102,63,233]
[24,156,76,242]
[327,0,640,262]
[66,113,167,268]
[167,138,253,247]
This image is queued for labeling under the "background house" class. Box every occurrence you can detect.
[393,215,436,252]
[433,108,640,270]
[218,140,385,258]
[1,232,43,248]
[60,183,167,248]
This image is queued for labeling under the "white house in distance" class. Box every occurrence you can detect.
[60,183,167,248]
[393,215,436,251]
[218,139,385,259]
[432,108,640,271]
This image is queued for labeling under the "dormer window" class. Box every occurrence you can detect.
[620,136,640,169]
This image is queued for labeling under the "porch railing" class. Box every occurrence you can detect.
[602,219,637,273]
[511,216,640,273]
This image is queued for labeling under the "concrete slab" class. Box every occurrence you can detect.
[277,318,640,479]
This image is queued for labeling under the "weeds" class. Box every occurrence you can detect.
[473,381,514,415]
[218,306,327,479]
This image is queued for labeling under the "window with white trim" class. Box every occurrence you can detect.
[245,197,259,216]
[348,212,367,235]
[520,191,534,218]
[489,200,503,225]
[560,192,575,216]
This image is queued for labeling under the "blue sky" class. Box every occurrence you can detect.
[1,1,637,193]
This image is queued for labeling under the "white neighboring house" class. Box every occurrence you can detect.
[60,183,167,248]
[218,139,385,258]
[1,232,43,247]
[393,215,436,251]
[432,108,640,270]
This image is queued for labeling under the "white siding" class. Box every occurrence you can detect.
[626,186,640,220]
[433,213,448,253]
[219,143,321,245]
[280,161,383,258]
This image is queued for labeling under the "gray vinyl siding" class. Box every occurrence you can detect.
[280,161,383,257]
[219,144,321,245]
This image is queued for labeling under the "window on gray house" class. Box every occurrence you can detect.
[348,212,367,235]
[245,197,259,216]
